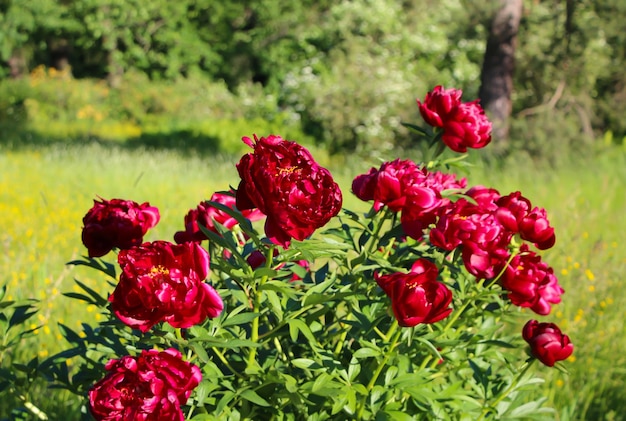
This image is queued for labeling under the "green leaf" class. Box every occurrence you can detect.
[401,122,429,136]
[67,257,116,279]
[189,342,210,363]
[353,347,380,359]
[239,389,270,407]
[291,358,323,370]
[221,312,260,328]
[9,304,38,328]
[285,319,317,345]
[74,279,109,307]
[57,323,83,344]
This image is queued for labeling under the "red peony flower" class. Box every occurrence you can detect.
[441,101,492,153]
[174,191,264,244]
[417,85,463,128]
[498,245,564,315]
[375,259,452,327]
[81,198,160,258]
[89,348,202,421]
[522,320,573,367]
[235,134,342,247]
[400,169,467,240]
[417,86,492,153]
[519,207,556,250]
[496,192,556,250]
[351,167,378,203]
[110,241,223,332]
[429,187,515,279]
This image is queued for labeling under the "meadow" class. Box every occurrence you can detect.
[1,140,625,420]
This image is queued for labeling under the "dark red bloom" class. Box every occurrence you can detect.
[236,134,342,247]
[81,198,160,257]
[174,191,264,244]
[417,86,492,153]
[498,245,564,315]
[495,191,532,232]
[89,348,201,421]
[110,241,223,332]
[522,320,573,367]
[375,259,452,327]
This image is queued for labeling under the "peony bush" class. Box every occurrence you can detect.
[41,85,573,420]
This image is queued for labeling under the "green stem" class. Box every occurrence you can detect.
[357,322,402,419]
[246,245,274,369]
[213,347,245,379]
[476,360,535,421]
[366,208,392,255]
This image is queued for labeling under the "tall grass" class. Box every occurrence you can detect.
[1,141,625,420]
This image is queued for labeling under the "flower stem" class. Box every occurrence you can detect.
[476,360,535,421]
[357,322,402,419]
[246,245,274,370]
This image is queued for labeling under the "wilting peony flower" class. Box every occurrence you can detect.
[174,191,264,244]
[81,198,160,258]
[375,259,452,327]
[417,86,492,153]
[89,348,202,421]
[236,134,342,247]
[110,241,223,332]
[522,320,574,367]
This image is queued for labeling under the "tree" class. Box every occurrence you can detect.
[478,0,523,146]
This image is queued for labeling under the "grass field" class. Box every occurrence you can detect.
[1,140,625,420]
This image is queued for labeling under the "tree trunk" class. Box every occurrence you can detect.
[479,0,523,147]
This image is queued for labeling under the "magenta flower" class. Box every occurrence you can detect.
[110,240,223,332]
[89,348,202,421]
[417,85,463,128]
[522,320,573,367]
[496,192,556,250]
[498,245,564,315]
[417,86,492,153]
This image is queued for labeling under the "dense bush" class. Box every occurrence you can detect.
[0,67,309,154]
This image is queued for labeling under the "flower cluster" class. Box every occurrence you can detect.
[417,85,492,152]
[354,86,570,359]
[74,85,573,420]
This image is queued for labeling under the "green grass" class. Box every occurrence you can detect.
[1,141,625,420]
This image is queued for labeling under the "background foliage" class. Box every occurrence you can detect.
[1,0,625,155]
